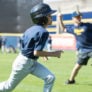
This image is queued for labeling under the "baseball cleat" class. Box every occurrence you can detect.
[65,79,75,84]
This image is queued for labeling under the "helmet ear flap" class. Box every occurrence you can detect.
[32,16,48,25]
[42,16,48,25]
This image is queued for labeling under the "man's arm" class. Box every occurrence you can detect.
[34,50,63,58]
[58,13,67,32]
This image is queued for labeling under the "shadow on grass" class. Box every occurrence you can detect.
[76,82,92,86]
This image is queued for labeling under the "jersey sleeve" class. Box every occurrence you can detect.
[66,26,74,34]
[34,31,49,51]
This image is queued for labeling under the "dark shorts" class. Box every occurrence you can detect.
[77,50,92,65]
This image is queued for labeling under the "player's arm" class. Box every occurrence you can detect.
[34,31,63,58]
[58,13,67,32]
[34,50,63,58]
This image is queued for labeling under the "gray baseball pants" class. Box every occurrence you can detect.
[0,53,55,92]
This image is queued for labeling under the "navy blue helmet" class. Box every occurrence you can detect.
[30,3,56,24]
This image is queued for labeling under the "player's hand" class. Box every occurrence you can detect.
[55,50,64,58]
[43,56,48,61]
[57,13,62,18]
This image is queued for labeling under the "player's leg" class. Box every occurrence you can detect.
[1,45,5,53]
[0,53,33,91]
[31,61,55,92]
[67,63,82,84]
[66,51,89,84]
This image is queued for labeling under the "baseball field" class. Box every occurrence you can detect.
[0,51,92,92]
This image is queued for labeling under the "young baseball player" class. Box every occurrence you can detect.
[59,11,92,84]
[0,3,62,92]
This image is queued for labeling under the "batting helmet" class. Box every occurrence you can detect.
[30,3,56,24]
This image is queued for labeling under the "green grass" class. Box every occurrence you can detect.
[0,51,92,92]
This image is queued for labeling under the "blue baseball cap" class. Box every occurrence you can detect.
[72,11,82,17]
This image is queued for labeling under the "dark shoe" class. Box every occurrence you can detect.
[65,80,75,84]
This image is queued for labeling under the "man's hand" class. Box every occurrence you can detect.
[55,50,64,58]
[43,57,48,61]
